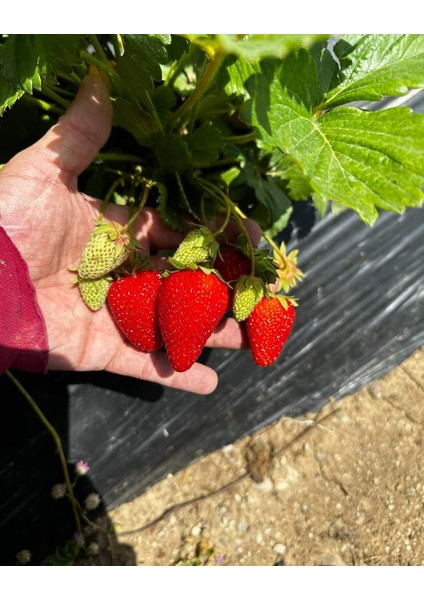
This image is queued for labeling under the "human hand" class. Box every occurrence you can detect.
[0,75,260,394]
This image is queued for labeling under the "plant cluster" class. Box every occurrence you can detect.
[1,34,424,368]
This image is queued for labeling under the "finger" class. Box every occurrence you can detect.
[134,208,185,251]
[208,215,262,247]
[34,74,112,181]
[206,317,249,349]
[106,345,219,395]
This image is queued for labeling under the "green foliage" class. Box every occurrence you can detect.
[243,40,424,224]
[1,33,424,232]
[325,34,424,107]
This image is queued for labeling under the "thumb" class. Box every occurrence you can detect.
[35,74,113,180]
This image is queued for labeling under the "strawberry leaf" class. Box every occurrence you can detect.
[324,34,424,109]
[243,48,424,225]
[118,35,170,88]
[189,34,324,61]
[186,123,223,166]
[0,35,85,115]
[154,134,192,172]
[1,35,42,95]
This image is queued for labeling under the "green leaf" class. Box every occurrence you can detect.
[242,159,293,233]
[156,180,184,230]
[0,78,24,115]
[324,34,424,108]
[113,97,158,145]
[153,133,192,172]
[120,34,170,83]
[1,35,41,94]
[152,85,176,125]
[278,159,315,201]
[0,35,85,115]
[243,57,424,224]
[34,34,85,76]
[222,56,258,98]
[186,123,223,166]
[116,34,170,106]
[190,34,325,61]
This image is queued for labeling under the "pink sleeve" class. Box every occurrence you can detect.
[0,226,49,374]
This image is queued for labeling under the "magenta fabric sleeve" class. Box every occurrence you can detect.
[0,226,48,373]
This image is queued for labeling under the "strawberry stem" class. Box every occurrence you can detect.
[124,181,152,231]
[98,177,126,222]
[89,34,110,65]
[96,152,144,164]
[170,50,224,129]
[5,370,82,535]
[197,179,255,275]
[211,199,232,239]
[233,205,288,270]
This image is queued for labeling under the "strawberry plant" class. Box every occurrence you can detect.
[1,34,424,369]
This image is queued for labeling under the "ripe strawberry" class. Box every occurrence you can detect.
[214,247,251,311]
[246,297,296,367]
[158,269,229,372]
[107,271,163,352]
[214,248,251,285]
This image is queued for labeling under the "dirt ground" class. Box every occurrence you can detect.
[103,347,424,566]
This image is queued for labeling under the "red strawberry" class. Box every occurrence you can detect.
[158,270,229,372]
[214,248,251,310]
[107,271,163,352]
[214,248,251,285]
[246,297,296,367]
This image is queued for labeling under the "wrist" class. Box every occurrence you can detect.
[0,226,48,374]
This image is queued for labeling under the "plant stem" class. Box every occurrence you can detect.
[165,52,189,88]
[22,95,64,115]
[171,50,224,128]
[89,34,110,65]
[98,177,125,221]
[112,34,125,59]
[233,204,287,269]
[96,152,144,164]
[212,199,232,239]
[41,84,70,109]
[58,70,82,87]
[124,182,152,230]
[80,50,116,78]
[197,178,255,274]
[222,132,256,145]
[5,371,82,534]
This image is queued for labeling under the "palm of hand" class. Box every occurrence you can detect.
[0,75,251,394]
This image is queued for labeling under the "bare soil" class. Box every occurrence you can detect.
[102,347,424,566]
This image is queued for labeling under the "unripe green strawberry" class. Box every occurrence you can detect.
[169,227,218,269]
[232,275,264,322]
[78,221,138,280]
[78,275,112,311]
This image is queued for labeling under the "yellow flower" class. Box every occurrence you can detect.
[273,243,303,293]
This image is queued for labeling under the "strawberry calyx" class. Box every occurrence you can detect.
[269,292,298,309]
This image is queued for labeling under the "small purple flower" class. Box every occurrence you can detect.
[75,460,90,476]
